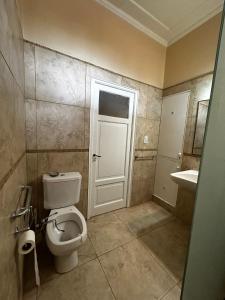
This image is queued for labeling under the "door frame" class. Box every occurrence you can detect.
[87,79,138,219]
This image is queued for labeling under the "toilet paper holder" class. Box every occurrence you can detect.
[11,185,33,235]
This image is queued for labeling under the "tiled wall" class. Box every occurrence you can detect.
[164,73,213,224]
[0,1,26,299]
[24,42,162,219]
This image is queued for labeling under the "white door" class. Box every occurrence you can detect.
[154,92,189,206]
[89,80,136,217]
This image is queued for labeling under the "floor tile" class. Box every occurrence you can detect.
[88,212,134,256]
[99,238,176,300]
[161,285,181,300]
[24,237,97,293]
[114,201,173,236]
[140,220,190,281]
[25,259,115,300]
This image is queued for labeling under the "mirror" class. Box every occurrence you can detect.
[192,100,209,155]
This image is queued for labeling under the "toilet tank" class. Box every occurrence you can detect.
[43,172,82,209]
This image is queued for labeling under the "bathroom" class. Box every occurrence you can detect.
[1,0,225,299]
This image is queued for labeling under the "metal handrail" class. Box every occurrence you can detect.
[11,185,33,234]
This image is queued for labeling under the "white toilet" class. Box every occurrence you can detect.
[43,172,87,273]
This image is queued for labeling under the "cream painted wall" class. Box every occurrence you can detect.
[164,14,222,88]
[19,0,166,88]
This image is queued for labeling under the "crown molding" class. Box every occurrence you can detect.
[95,0,223,48]
[167,4,223,46]
[95,0,168,46]
[128,0,170,31]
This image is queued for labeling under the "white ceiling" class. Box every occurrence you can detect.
[96,0,224,46]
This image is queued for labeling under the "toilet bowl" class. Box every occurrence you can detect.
[46,206,87,273]
[43,172,87,273]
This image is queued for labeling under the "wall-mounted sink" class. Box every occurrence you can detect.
[170,170,199,192]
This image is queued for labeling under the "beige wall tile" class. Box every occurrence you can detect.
[26,153,38,210]
[163,81,191,97]
[191,74,213,102]
[182,155,200,171]
[24,42,35,99]
[86,64,123,108]
[37,152,85,178]
[0,0,24,90]
[0,54,14,182]
[122,78,162,119]
[176,188,196,225]
[131,178,154,206]
[12,82,26,163]
[36,151,87,216]
[36,101,85,150]
[146,87,163,120]
[0,57,25,182]
[35,46,86,106]
[84,108,90,149]
[135,117,160,150]
[0,156,26,300]
[122,77,149,118]
[0,3,26,300]
[25,99,37,150]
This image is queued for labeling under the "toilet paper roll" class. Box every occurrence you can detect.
[18,230,35,255]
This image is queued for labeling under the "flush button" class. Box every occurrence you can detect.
[48,171,59,177]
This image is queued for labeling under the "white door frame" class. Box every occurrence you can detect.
[87,79,138,219]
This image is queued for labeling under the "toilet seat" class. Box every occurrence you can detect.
[46,206,87,257]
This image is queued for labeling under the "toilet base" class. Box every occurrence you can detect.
[54,250,78,273]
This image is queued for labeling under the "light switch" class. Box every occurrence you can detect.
[144,135,149,144]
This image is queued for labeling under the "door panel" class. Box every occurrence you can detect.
[154,156,179,206]
[89,81,135,217]
[97,119,128,179]
[154,92,189,207]
[158,93,189,159]
[95,182,124,206]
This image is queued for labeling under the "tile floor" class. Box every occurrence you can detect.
[24,201,190,300]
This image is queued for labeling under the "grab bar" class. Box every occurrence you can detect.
[134,155,155,161]
[11,185,33,234]
[11,186,32,218]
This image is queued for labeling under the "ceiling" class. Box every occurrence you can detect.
[95,0,223,46]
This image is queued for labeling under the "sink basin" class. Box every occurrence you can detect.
[170,170,199,191]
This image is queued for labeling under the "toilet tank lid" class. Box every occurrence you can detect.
[43,172,82,183]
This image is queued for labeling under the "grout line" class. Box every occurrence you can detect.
[26,96,88,110]
[87,236,117,299]
[26,148,157,154]
[97,256,117,300]
[137,224,186,285]
[94,235,137,259]
[0,152,26,191]
[158,283,181,300]
[0,48,24,96]
[26,149,89,153]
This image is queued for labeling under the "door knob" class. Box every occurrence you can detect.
[93,154,102,158]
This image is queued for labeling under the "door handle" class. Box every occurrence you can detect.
[93,154,102,158]
[178,152,182,160]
